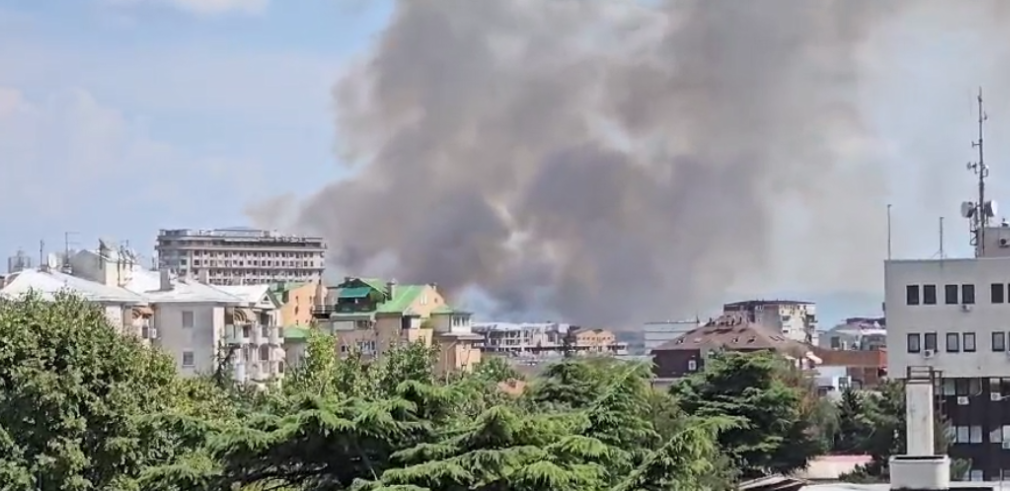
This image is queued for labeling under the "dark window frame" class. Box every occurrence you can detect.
[993,283,1006,304]
[946,332,961,353]
[962,284,976,305]
[945,284,960,305]
[993,331,1007,352]
[964,332,977,352]
[907,333,922,353]
[924,332,938,351]
[923,284,937,305]
[907,285,921,306]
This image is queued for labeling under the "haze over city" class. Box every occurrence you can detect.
[8,0,1010,324]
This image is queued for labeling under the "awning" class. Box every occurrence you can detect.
[338,286,372,299]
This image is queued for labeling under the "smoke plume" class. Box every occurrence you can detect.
[279,0,1009,324]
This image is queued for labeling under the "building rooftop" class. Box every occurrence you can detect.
[652,313,807,353]
[0,268,146,304]
[724,299,814,308]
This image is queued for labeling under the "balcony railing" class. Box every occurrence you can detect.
[312,303,376,316]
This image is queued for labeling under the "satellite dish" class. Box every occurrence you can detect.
[961,201,975,218]
[986,200,1000,218]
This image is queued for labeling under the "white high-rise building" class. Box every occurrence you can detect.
[155,227,326,285]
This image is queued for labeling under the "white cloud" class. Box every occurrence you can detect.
[0,86,264,218]
[103,0,268,17]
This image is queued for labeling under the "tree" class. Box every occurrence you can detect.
[0,292,189,490]
[840,380,970,482]
[672,351,825,478]
[832,388,872,454]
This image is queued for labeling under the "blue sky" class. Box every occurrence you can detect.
[0,0,391,263]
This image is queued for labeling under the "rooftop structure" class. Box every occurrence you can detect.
[155,227,326,286]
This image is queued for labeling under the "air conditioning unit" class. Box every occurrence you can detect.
[962,304,973,312]
[147,327,158,340]
[1002,440,1010,450]
[957,396,970,406]
[923,349,936,359]
[993,392,1004,402]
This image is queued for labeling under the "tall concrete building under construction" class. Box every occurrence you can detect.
[155,227,326,286]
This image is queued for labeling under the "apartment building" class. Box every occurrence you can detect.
[886,220,1010,480]
[155,227,326,285]
[57,240,285,385]
[723,299,819,344]
[311,277,481,374]
[471,322,568,354]
[651,313,822,380]
[270,281,320,327]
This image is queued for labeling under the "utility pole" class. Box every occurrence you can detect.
[968,87,990,257]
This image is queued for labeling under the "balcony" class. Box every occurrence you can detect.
[312,302,376,318]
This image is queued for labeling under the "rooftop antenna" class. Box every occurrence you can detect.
[963,87,997,257]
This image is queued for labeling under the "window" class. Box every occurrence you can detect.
[942,379,956,396]
[830,336,841,349]
[182,351,194,367]
[994,332,1007,352]
[993,283,1006,304]
[181,310,194,328]
[259,345,270,362]
[923,284,937,305]
[955,425,970,443]
[964,332,977,352]
[906,285,921,305]
[963,284,976,304]
[970,425,984,443]
[945,284,960,305]
[946,332,961,352]
[923,332,937,351]
[907,333,922,353]
[955,379,971,396]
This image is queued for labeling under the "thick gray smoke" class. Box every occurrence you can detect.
[279,0,1008,324]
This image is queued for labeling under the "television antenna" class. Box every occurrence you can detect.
[962,87,997,257]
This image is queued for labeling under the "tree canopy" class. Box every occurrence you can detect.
[0,292,936,490]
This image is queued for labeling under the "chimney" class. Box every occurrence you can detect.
[159,269,173,291]
[386,278,397,299]
[198,269,210,284]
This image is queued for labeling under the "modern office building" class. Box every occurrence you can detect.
[885,154,1010,479]
[155,227,326,285]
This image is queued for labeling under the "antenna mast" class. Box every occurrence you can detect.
[966,87,994,257]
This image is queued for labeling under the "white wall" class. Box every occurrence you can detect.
[154,303,225,377]
[886,257,1010,378]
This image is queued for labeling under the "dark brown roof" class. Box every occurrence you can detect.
[652,313,807,353]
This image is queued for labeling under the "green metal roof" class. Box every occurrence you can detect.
[377,284,426,313]
[338,286,373,299]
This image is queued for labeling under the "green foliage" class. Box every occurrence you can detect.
[0,292,188,490]
[832,388,873,454]
[838,380,971,482]
[7,293,942,490]
[672,351,825,478]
